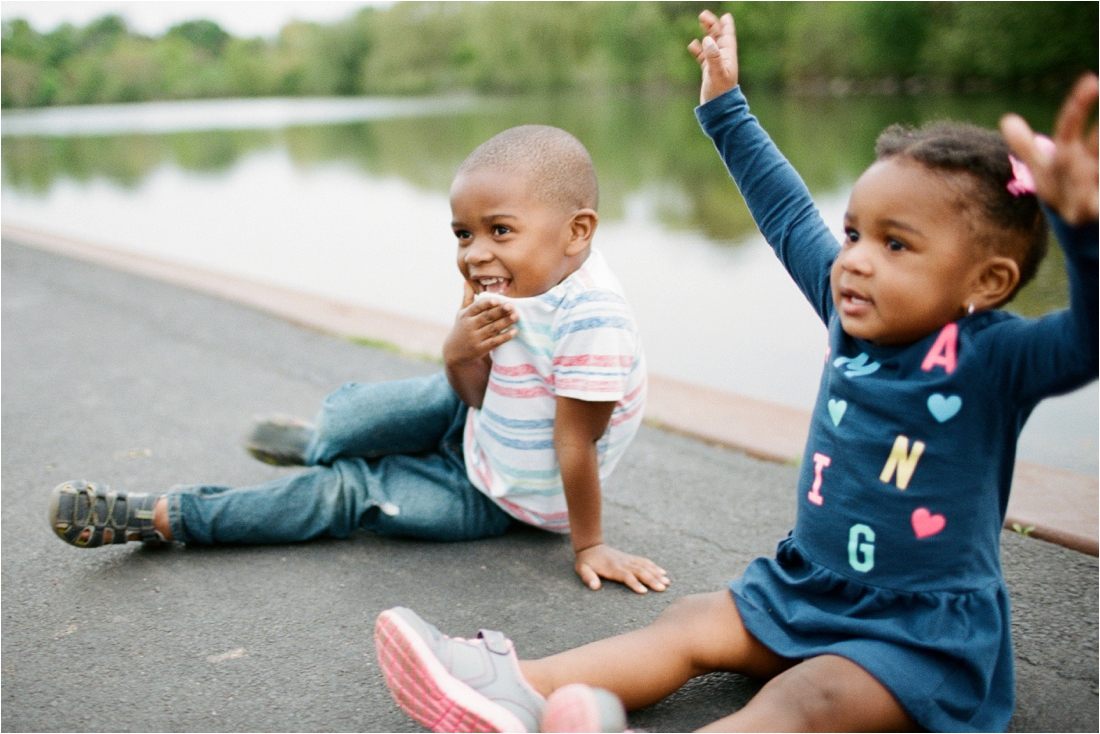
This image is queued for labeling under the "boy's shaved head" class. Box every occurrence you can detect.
[457,125,599,212]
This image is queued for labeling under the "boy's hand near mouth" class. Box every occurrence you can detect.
[443,281,519,410]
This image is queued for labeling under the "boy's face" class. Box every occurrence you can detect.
[450,167,586,299]
[832,158,986,345]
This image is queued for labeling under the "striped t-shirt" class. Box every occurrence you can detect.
[463,248,647,532]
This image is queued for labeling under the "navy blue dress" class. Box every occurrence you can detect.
[697,88,1098,732]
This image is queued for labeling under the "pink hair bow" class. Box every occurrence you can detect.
[1006,134,1056,197]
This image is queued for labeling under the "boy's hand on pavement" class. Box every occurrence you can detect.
[575,543,670,594]
[1001,73,1099,225]
[687,10,739,105]
[443,282,518,367]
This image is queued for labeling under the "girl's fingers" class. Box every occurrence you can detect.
[698,9,719,33]
[702,34,720,58]
[687,38,704,63]
[722,13,737,56]
[720,13,734,40]
[1003,75,1099,225]
[1054,74,1099,145]
[1000,113,1041,166]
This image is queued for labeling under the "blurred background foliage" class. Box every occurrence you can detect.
[3,1,1097,108]
[0,87,1065,250]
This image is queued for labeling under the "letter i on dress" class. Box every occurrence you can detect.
[807,452,831,505]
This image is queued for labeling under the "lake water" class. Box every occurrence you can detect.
[3,92,1095,474]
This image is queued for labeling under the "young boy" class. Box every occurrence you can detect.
[48,125,669,597]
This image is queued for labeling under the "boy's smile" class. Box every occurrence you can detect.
[832,158,987,345]
[450,167,592,299]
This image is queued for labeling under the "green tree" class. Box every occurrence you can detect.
[858,2,930,78]
[166,19,230,57]
[2,2,1097,108]
[78,14,129,54]
[925,2,1099,90]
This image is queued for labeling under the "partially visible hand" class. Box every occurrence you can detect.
[1000,73,1099,225]
[687,10,739,105]
[443,282,518,367]
[575,543,670,594]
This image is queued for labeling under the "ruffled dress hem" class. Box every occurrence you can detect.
[728,538,1014,733]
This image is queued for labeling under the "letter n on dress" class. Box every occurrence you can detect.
[879,435,925,490]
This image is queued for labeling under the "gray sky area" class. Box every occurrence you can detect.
[1,1,387,38]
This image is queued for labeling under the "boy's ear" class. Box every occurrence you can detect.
[971,255,1021,310]
[565,208,598,256]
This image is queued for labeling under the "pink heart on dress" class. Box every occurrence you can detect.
[911,507,946,539]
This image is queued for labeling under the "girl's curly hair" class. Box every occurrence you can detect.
[875,121,1049,300]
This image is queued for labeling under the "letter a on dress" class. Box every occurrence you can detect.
[921,323,958,374]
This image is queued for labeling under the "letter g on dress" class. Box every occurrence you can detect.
[848,523,875,572]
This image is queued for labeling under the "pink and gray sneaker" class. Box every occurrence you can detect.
[540,684,627,733]
[375,607,547,733]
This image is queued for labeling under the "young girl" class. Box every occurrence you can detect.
[373,11,1098,733]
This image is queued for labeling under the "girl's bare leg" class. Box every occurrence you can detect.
[518,591,792,710]
[697,654,916,733]
[521,591,915,731]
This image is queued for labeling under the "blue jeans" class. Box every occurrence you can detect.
[167,373,513,544]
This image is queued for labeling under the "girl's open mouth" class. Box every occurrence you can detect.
[839,288,872,315]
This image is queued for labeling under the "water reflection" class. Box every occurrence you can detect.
[2,91,1093,473]
[1,91,1070,300]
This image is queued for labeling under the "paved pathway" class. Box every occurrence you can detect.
[2,241,1096,732]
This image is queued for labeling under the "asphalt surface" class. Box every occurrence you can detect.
[2,240,1097,733]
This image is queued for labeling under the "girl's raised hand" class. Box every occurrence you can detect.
[1000,73,1099,225]
[687,11,738,105]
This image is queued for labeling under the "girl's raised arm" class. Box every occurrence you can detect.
[993,75,1098,405]
[691,11,838,321]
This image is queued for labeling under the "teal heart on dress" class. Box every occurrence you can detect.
[827,399,847,427]
[927,393,962,422]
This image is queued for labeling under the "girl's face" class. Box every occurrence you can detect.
[832,158,986,345]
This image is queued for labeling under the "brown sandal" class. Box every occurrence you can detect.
[48,480,164,547]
